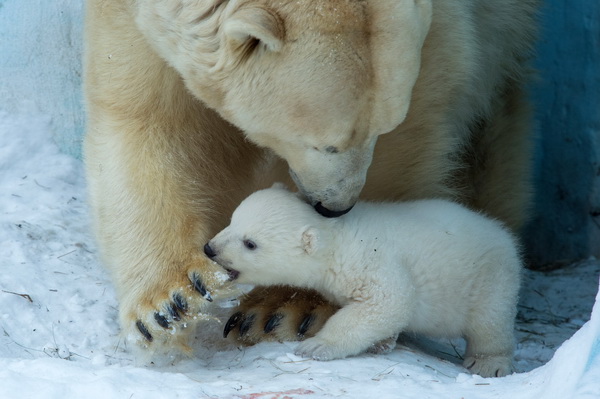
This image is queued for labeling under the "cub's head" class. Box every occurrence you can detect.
[137,0,432,217]
[204,184,327,285]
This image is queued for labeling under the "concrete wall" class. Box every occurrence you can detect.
[524,0,600,266]
[0,0,598,266]
[0,0,84,158]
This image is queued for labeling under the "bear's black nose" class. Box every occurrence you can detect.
[314,202,354,218]
[204,242,217,258]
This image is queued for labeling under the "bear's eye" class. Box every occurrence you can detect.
[243,239,257,250]
[312,146,339,154]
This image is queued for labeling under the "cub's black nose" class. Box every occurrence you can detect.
[204,242,217,258]
[314,202,354,218]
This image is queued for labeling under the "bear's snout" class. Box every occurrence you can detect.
[203,242,217,258]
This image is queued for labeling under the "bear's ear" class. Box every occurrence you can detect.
[367,0,432,136]
[223,6,284,52]
[301,227,318,255]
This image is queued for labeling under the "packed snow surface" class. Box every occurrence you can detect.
[0,113,599,398]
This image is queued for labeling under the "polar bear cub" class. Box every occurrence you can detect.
[206,185,522,377]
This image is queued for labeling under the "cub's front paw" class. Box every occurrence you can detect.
[366,335,398,355]
[122,258,233,354]
[295,337,349,361]
[463,355,514,378]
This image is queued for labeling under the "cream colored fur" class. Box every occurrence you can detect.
[208,185,522,378]
[83,0,537,353]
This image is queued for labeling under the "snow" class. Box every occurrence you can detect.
[0,112,599,398]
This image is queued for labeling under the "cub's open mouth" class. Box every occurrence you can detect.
[225,267,240,281]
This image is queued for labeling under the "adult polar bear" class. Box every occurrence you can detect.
[84,0,538,352]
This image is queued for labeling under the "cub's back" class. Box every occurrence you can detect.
[343,199,520,277]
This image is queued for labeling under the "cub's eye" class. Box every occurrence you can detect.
[243,239,257,250]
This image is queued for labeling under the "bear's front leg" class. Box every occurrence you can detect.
[85,115,266,353]
[85,122,260,353]
[84,0,302,354]
[84,0,248,354]
[294,301,404,361]
[84,86,266,354]
[85,114,240,352]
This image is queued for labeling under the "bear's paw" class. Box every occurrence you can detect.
[223,286,338,344]
[122,261,233,355]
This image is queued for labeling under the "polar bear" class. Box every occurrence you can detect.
[84,0,537,352]
[205,185,522,377]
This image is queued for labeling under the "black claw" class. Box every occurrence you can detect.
[191,273,213,302]
[264,313,284,334]
[298,314,315,337]
[239,314,256,337]
[154,312,170,329]
[172,293,188,312]
[224,312,243,338]
[136,320,153,342]
[466,360,477,370]
[167,303,181,321]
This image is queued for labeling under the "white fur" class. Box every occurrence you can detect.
[208,186,522,377]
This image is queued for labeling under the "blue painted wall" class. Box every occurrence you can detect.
[0,0,84,158]
[524,0,600,266]
[0,1,598,266]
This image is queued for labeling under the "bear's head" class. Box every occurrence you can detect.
[204,184,329,286]
[136,0,432,216]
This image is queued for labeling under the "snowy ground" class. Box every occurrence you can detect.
[1,113,599,399]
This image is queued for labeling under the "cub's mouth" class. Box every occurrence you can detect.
[204,242,240,281]
[224,267,240,281]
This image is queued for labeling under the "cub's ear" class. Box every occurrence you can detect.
[271,182,289,190]
[223,6,284,52]
[301,227,318,255]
